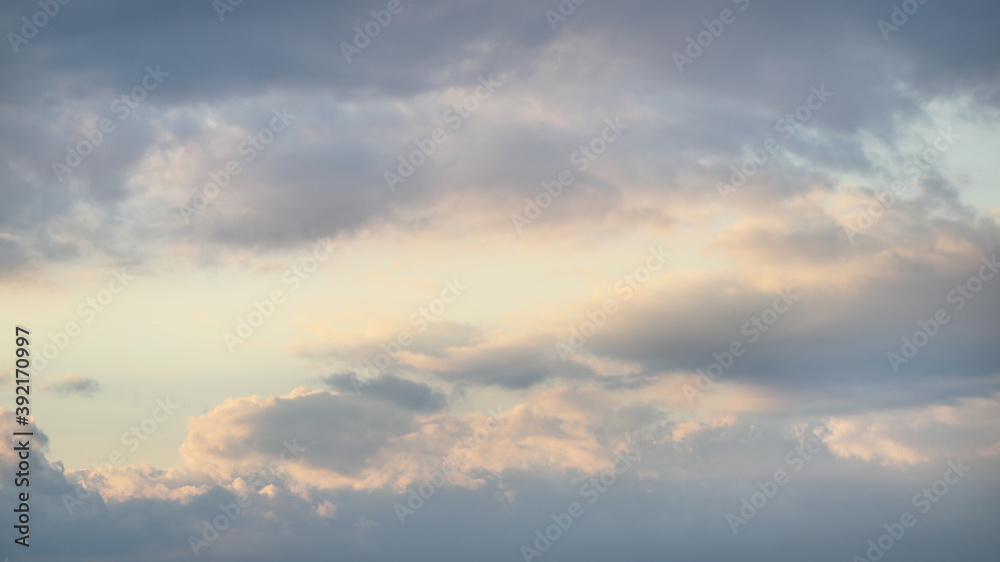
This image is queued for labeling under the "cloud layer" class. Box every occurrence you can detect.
[0,0,997,560]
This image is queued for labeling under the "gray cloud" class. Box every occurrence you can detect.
[0,1,998,558]
[3,403,999,561]
[322,372,447,412]
[0,0,996,260]
[42,374,101,396]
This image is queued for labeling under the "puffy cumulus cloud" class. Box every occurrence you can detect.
[0,410,143,553]
[3,384,1000,561]
[440,387,656,477]
[4,383,651,558]
[57,381,648,498]
[0,411,53,469]
[174,386,418,486]
[825,419,930,467]
[824,393,1000,467]
[166,384,661,495]
[82,381,1000,504]
[65,463,208,504]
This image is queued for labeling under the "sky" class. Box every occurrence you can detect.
[0,0,999,560]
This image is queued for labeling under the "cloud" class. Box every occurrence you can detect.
[3,386,1000,560]
[1,0,997,268]
[0,0,998,559]
[320,372,447,412]
[42,374,101,396]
